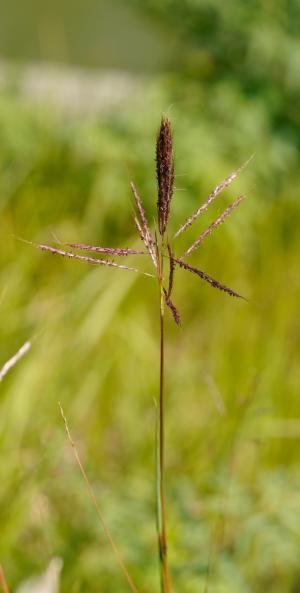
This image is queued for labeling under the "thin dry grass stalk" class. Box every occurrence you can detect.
[58,403,140,593]
[0,341,31,383]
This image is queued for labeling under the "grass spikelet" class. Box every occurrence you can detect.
[156,116,175,236]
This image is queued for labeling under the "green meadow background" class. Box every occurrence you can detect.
[1,2,300,592]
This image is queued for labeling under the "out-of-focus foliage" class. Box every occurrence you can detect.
[131,0,300,114]
[129,0,300,198]
[0,0,178,72]
[1,2,300,592]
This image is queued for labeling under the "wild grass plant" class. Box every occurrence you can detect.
[20,116,250,593]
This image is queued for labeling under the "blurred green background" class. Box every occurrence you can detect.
[1,1,300,592]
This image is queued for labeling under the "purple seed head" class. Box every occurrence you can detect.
[156,115,175,236]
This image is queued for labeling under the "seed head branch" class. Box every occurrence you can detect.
[183,194,247,258]
[163,288,181,326]
[174,257,245,299]
[20,238,154,278]
[66,242,145,256]
[167,244,175,298]
[174,157,252,238]
[131,182,157,267]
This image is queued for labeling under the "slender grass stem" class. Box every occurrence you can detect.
[156,242,171,593]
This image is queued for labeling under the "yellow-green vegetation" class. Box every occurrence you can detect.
[1,34,300,593]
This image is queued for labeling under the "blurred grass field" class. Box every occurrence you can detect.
[1,2,300,593]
